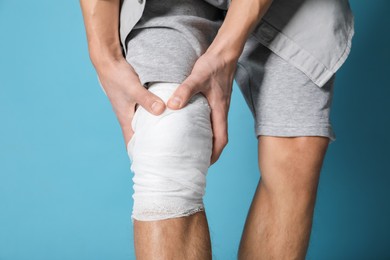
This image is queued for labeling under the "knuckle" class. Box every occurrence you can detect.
[139,92,153,107]
[180,84,195,98]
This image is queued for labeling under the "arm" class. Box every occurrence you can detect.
[207,0,274,63]
[167,0,274,165]
[79,0,167,150]
[79,0,123,68]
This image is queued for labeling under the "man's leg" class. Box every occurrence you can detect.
[127,82,214,259]
[134,211,212,259]
[238,135,330,260]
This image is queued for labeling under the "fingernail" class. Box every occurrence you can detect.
[170,97,181,108]
[151,101,165,113]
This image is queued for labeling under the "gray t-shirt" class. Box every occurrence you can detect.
[125,0,225,87]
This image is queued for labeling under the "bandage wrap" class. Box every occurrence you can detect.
[127,82,213,222]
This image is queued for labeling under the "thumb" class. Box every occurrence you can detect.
[134,85,166,115]
[166,77,199,110]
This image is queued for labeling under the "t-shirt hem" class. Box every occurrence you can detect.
[250,18,353,88]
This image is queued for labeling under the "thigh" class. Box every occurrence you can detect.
[235,36,337,144]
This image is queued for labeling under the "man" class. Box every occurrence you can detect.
[79,0,354,258]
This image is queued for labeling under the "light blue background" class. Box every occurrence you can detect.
[0,1,389,259]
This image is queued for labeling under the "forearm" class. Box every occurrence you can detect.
[79,0,124,70]
[206,0,274,62]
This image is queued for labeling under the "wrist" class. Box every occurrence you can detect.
[205,4,255,63]
[89,43,125,70]
[205,33,243,64]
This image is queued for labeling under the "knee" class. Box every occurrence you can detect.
[129,83,213,168]
[127,82,213,222]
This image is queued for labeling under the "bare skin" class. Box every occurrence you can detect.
[79,0,273,258]
[238,136,330,259]
[134,211,212,260]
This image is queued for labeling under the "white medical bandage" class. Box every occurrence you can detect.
[126,82,213,222]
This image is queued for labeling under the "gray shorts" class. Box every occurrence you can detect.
[235,35,337,144]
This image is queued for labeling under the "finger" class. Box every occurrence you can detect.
[167,76,201,110]
[209,102,229,165]
[133,85,166,115]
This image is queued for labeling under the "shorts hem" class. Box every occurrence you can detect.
[255,123,336,144]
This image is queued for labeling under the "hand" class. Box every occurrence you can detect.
[96,58,167,151]
[166,51,237,166]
